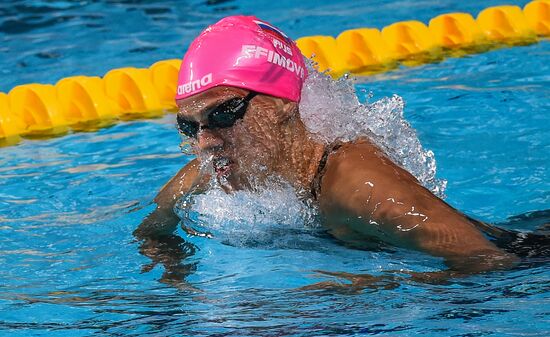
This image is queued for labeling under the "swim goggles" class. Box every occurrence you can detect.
[177,92,257,138]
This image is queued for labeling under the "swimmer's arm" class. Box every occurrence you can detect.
[318,141,518,273]
[134,158,207,239]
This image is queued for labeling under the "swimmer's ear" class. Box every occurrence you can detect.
[276,99,299,124]
[254,96,298,125]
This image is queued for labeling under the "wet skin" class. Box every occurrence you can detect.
[318,138,516,272]
[135,86,518,275]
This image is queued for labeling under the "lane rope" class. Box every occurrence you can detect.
[0,1,548,143]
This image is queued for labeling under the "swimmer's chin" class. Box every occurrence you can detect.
[213,164,234,193]
[211,158,269,193]
[216,174,253,193]
[216,176,235,193]
[213,162,248,193]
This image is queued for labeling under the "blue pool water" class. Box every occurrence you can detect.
[1,1,549,336]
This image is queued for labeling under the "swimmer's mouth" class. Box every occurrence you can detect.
[213,157,232,177]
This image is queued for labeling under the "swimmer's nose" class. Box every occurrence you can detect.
[196,127,224,152]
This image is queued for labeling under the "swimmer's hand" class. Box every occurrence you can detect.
[137,233,200,291]
[468,215,550,259]
[299,269,484,292]
[134,158,208,239]
[134,206,181,239]
[298,270,399,294]
[301,254,516,291]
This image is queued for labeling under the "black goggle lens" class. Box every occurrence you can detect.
[177,92,256,138]
[209,98,247,128]
[176,114,199,137]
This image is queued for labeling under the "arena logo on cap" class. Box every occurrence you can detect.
[177,73,213,95]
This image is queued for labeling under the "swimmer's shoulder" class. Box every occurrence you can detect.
[316,138,380,198]
[318,137,421,201]
[323,137,393,175]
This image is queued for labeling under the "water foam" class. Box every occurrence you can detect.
[299,66,447,197]
[176,174,322,248]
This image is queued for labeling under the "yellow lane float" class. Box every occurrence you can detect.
[56,76,118,123]
[0,92,23,139]
[381,20,441,65]
[8,84,68,135]
[336,28,396,74]
[429,13,486,48]
[150,59,182,108]
[104,67,164,115]
[477,5,537,44]
[524,0,550,35]
[295,35,345,76]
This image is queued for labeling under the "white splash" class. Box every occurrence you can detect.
[299,65,447,197]
[176,177,322,248]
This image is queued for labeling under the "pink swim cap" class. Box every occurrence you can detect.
[175,16,307,102]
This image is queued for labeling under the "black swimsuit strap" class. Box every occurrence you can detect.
[311,141,342,200]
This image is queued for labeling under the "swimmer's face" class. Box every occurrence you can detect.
[176,86,297,191]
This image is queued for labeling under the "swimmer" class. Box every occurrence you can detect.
[135,16,548,278]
